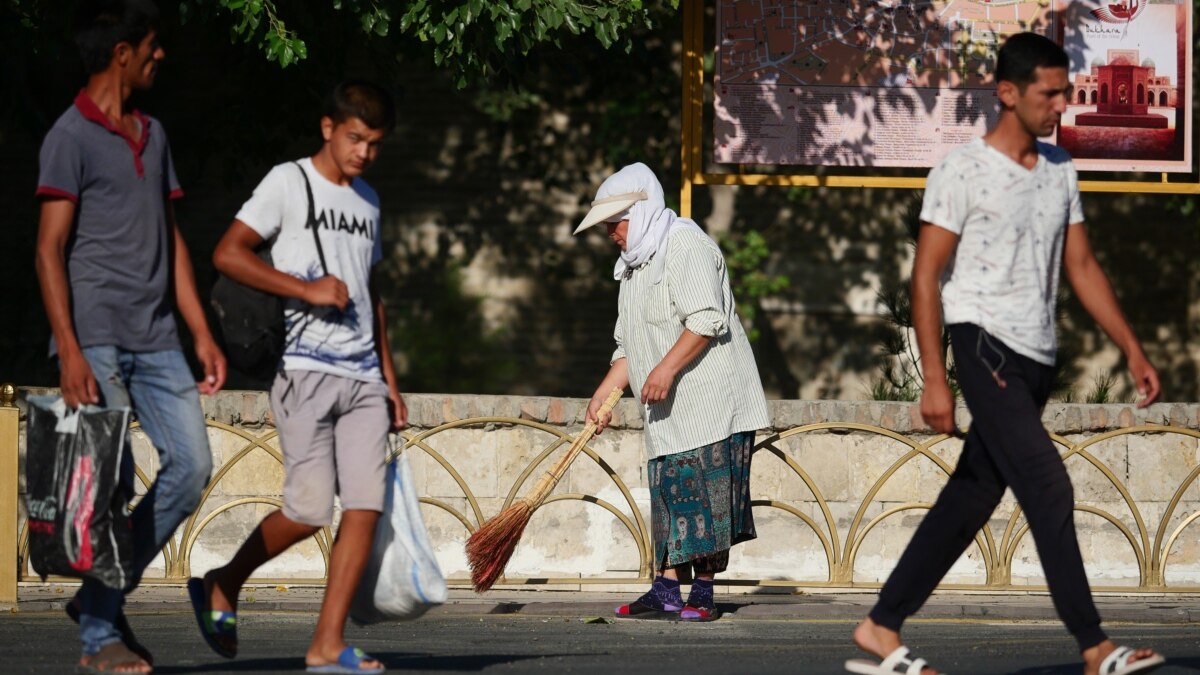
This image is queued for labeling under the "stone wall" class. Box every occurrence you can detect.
[12,391,1200,592]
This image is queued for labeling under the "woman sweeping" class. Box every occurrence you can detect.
[576,163,770,622]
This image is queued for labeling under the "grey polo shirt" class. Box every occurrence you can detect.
[36,90,183,354]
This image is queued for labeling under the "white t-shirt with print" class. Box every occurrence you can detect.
[235,157,384,382]
[920,137,1084,366]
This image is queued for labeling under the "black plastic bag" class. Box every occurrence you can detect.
[25,395,133,589]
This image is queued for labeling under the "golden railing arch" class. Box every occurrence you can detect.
[398,417,651,586]
[13,414,1200,593]
[730,423,1200,591]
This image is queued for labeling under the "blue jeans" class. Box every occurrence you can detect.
[75,347,212,656]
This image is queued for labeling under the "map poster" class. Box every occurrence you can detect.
[713,0,1193,172]
[1056,0,1192,172]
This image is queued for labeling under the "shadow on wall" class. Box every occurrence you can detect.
[1061,191,1200,402]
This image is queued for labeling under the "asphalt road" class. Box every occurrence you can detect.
[3,611,1199,674]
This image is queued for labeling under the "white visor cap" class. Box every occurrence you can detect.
[573,190,647,235]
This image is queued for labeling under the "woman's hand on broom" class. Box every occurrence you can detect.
[586,395,614,435]
[587,362,629,435]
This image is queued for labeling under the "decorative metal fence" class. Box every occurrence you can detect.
[4,387,1199,597]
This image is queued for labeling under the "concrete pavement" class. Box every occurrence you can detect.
[2,611,1198,674]
[8,583,1200,625]
[3,585,1198,674]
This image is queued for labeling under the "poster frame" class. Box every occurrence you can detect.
[679,0,1200,218]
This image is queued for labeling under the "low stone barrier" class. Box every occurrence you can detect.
[10,390,1200,593]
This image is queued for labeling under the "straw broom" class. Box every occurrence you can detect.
[467,387,624,592]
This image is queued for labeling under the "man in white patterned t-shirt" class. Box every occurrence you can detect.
[847,34,1164,675]
[196,81,406,675]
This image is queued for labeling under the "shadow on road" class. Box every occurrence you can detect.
[1167,656,1200,671]
[1008,654,1200,674]
[154,652,554,673]
[1010,664,1088,674]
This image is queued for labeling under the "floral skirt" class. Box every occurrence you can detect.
[648,431,757,572]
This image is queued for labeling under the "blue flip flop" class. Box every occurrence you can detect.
[306,646,385,674]
[186,576,238,659]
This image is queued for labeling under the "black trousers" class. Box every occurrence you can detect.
[869,323,1106,651]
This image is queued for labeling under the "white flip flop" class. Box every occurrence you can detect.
[1100,646,1165,675]
[846,646,939,675]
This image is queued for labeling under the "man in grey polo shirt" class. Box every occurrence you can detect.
[34,1,225,672]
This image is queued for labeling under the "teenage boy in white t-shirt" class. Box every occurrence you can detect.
[846,34,1164,675]
[194,81,406,675]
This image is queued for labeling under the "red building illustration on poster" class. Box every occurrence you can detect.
[1073,49,1174,128]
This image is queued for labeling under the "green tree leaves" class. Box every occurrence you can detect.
[10,0,672,85]
[721,230,790,342]
[179,0,312,67]
[167,0,665,84]
[395,1,659,88]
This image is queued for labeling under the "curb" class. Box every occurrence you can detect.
[6,590,1199,625]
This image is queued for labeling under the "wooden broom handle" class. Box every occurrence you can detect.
[527,387,624,501]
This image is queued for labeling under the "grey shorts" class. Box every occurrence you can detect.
[270,370,390,526]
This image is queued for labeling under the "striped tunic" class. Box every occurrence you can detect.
[612,228,770,459]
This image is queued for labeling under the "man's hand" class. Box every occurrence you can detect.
[640,362,677,405]
[1128,352,1161,408]
[920,379,958,435]
[911,223,960,437]
[195,336,227,395]
[303,276,349,310]
[388,389,408,431]
[586,395,614,435]
[59,347,99,409]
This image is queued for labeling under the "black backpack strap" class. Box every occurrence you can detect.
[293,161,329,275]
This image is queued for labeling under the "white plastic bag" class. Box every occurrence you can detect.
[350,443,446,623]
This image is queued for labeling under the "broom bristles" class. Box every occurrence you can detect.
[466,386,623,592]
[466,500,533,592]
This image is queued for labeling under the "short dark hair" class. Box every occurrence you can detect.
[995,32,1068,88]
[74,0,161,74]
[325,80,396,133]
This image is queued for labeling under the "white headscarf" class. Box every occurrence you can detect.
[594,163,706,284]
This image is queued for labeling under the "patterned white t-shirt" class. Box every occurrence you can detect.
[920,137,1084,365]
[235,158,384,382]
